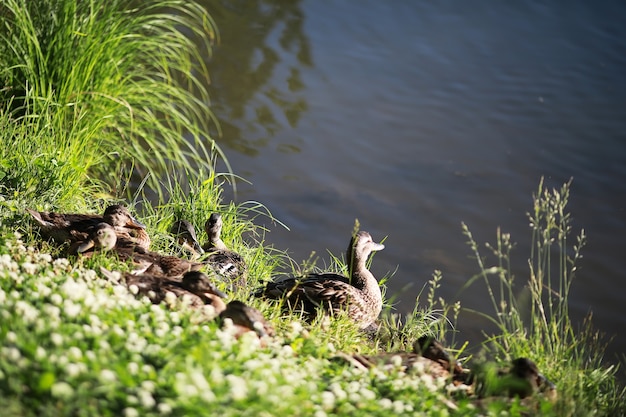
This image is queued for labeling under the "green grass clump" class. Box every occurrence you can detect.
[460,178,626,415]
[0,0,223,206]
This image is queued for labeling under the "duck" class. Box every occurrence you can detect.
[255,230,385,330]
[78,222,202,276]
[27,204,150,249]
[334,335,469,382]
[473,357,557,400]
[201,213,247,288]
[120,270,227,310]
[219,300,275,338]
[170,219,204,256]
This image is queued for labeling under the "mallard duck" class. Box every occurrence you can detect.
[123,270,227,310]
[473,357,557,399]
[78,223,201,276]
[334,336,469,382]
[170,219,204,256]
[219,300,275,338]
[202,213,247,288]
[27,204,149,249]
[255,230,385,329]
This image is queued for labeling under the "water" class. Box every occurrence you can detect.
[197,0,626,369]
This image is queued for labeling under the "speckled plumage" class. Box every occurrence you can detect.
[202,213,247,288]
[256,231,385,329]
[28,205,149,250]
[80,223,201,276]
[219,300,275,338]
[123,270,226,310]
[170,219,205,256]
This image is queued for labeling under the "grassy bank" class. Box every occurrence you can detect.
[1,0,624,415]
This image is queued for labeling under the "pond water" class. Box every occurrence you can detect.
[196,0,626,369]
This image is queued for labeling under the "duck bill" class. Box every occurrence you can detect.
[207,288,227,299]
[77,240,95,254]
[537,372,557,392]
[192,240,205,255]
[126,215,146,230]
[371,242,385,251]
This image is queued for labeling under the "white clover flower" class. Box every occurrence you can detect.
[127,362,139,375]
[35,346,46,360]
[50,293,63,306]
[53,258,70,269]
[21,262,38,274]
[141,380,156,393]
[66,363,82,378]
[36,253,53,263]
[129,284,139,295]
[2,347,21,361]
[379,398,392,409]
[314,410,328,417]
[50,333,63,346]
[141,364,154,374]
[63,300,81,318]
[138,389,156,408]
[329,383,347,401]
[100,369,117,383]
[320,391,336,410]
[157,402,172,415]
[51,381,74,399]
[68,346,82,360]
[226,374,248,401]
[164,291,177,305]
[123,407,139,417]
[6,331,16,343]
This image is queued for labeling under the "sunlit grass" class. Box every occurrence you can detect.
[460,178,626,415]
[0,0,224,206]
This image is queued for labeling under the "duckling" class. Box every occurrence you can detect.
[219,300,275,338]
[78,223,201,276]
[255,231,385,330]
[202,213,247,288]
[473,357,557,399]
[124,270,227,310]
[27,204,149,249]
[170,219,204,256]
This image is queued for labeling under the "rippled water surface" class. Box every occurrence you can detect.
[197,0,626,367]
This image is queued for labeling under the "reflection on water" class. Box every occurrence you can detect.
[195,0,626,372]
[202,0,311,156]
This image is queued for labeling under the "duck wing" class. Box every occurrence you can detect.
[204,249,247,287]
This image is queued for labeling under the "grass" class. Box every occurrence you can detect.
[0,0,224,205]
[0,0,625,415]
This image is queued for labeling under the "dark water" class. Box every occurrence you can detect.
[197,0,626,369]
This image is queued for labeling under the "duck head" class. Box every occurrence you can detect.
[103,205,145,229]
[180,271,227,300]
[510,357,557,397]
[77,222,118,253]
[346,231,385,269]
[171,219,204,255]
[204,213,224,246]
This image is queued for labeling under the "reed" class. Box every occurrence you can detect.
[460,178,625,415]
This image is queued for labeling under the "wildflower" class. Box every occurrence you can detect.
[51,382,74,400]
[50,333,63,346]
[128,362,139,375]
[226,374,248,401]
[63,300,81,318]
[21,262,38,274]
[138,389,156,408]
[6,331,16,343]
[100,369,117,383]
[157,402,172,415]
[320,391,336,410]
[123,407,139,417]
